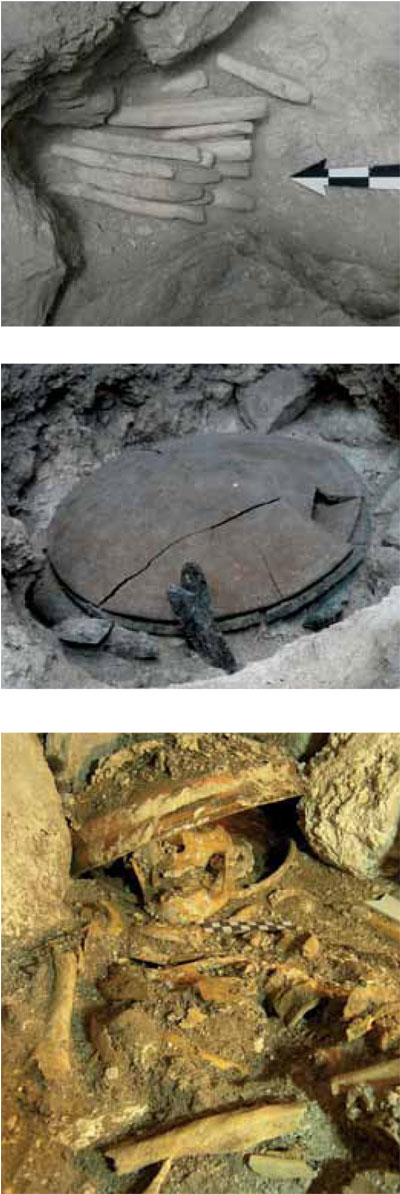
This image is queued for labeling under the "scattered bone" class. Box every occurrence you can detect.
[331,1057,400,1096]
[106,1100,307,1174]
[165,1029,249,1076]
[217,52,312,105]
[88,1011,118,1066]
[302,934,320,960]
[108,96,269,128]
[248,1152,314,1181]
[161,70,208,96]
[161,122,254,140]
[196,976,253,1004]
[32,947,77,1084]
[212,184,255,212]
[48,143,176,179]
[72,752,304,873]
[367,895,400,926]
[142,1159,173,1194]
[76,167,205,204]
[364,907,400,945]
[269,979,321,1027]
[70,127,211,165]
[51,181,207,224]
[199,138,252,162]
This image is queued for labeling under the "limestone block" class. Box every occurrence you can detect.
[1,734,71,946]
[300,733,400,879]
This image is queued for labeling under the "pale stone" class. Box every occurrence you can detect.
[300,733,400,879]
[1,735,71,946]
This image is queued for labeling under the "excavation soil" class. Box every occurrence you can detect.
[2,736,400,1194]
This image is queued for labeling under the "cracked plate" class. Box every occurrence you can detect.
[47,434,368,630]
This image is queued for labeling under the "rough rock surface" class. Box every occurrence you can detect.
[134,1,250,64]
[1,1,139,119]
[185,588,400,689]
[1,581,106,690]
[238,367,317,433]
[1,512,40,580]
[1,734,71,947]
[299,733,400,879]
[1,175,65,326]
[45,732,156,789]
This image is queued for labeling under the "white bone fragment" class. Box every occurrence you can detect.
[108,96,268,128]
[198,139,252,162]
[161,122,254,140]
[70,128,204,164]
[248,1153,314,1181]
[51,181,207,223]
[75,166,204,204]
[217,52,312,105]
[49,143,175,179]
[161,70,208,96]
[211,184,255,212]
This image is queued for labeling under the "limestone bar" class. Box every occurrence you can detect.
[51,181,207,223]
[217,52,312,105]
[70,128,211,164]
[197,138,252,162]
[75,167,205,205]
[49,143,176,179]
[161,122,254,140]
[108,95,268,128]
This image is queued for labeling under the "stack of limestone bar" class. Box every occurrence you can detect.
[43,56,280,223]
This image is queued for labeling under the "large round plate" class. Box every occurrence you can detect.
[48,434,367,629]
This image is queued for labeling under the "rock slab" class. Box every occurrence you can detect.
[1,734,71,946]
[300,733,400,880]
[238,367,317,434]
[134,1,250,64]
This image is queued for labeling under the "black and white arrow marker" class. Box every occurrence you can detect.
[293,159,400,196]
